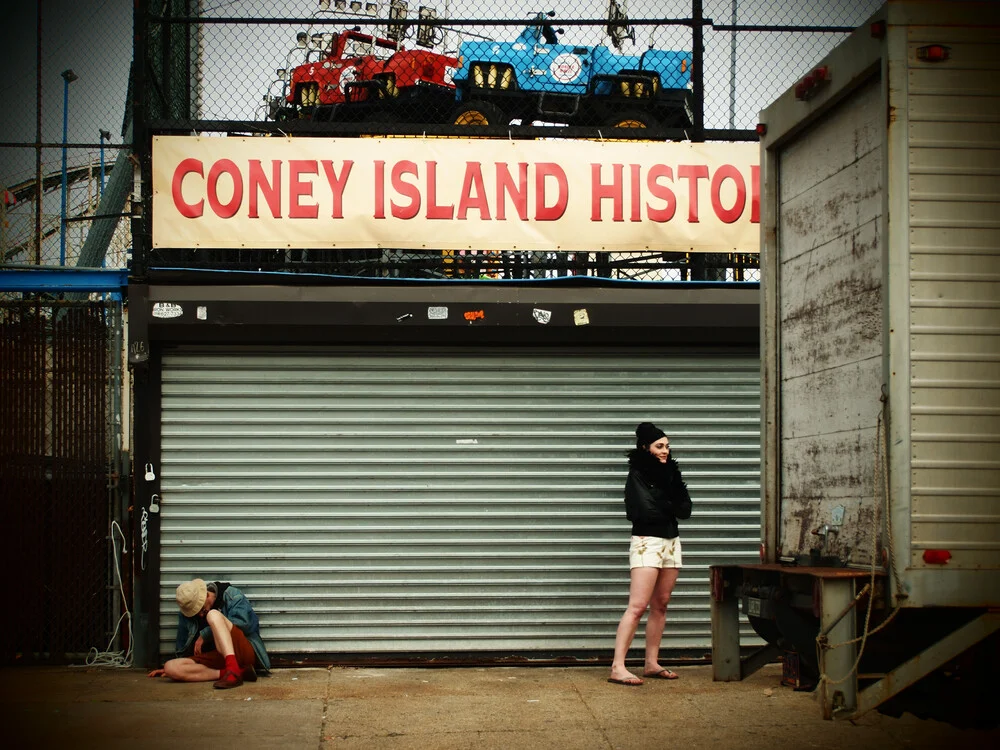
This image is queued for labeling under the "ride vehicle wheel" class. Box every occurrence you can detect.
[605,109,661,133]
[451,101,507,127]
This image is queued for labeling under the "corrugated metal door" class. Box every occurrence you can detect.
[158,348,759,657]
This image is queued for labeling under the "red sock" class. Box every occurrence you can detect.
[224,654,239,674]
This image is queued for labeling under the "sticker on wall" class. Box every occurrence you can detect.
[152,302,183,319]
[573,308,590,326]
[197,306,207,320]
[532,308,552,325]
[464,310,485,322]
[456,439,479,445]
[427,306,448,320]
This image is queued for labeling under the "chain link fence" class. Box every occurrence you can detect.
[0,2,134,271]
[0,299,127,664]
[2,1,882,275]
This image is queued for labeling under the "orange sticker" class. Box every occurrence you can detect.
[463,310,485,321]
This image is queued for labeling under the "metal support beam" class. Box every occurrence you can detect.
[711,565,779,681]
[849,611,1000,720]
[818,578,858,719]
[711,569,742,681]
[0,268,128,293]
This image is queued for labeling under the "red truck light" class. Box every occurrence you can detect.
[916,44,950,63]
[794,66,830,101]
[923,549,952,565]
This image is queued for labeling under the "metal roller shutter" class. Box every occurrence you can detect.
[158,347,760,657]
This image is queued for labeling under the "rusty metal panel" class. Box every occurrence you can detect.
[774,76,884,566]
[907,21,1000,578]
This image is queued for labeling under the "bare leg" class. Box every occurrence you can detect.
[162,611,236,682]
[644,567,680,675]
[610,567,658,682]
[162,657,221,682]
[205,609,236,657]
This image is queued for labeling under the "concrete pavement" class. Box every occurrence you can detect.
[2,663,997,749]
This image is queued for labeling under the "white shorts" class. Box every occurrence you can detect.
[629,535,683,569]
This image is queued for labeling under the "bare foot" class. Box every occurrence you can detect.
[608,669,644,686]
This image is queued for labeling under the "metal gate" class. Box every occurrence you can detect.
[158,347,760,658]
[0,300,122,663]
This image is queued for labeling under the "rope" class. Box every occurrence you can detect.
[71,520,134,669]
[816,391,902,688]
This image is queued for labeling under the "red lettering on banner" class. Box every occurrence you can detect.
[206,159,242,219]
[163,153,759,233]
[172,158,204,218]
[426,161,454,219]
[321,160,353,219]
[535,163,568,221]
[629,165,642,222]
[391,160,421,219]
[646,165,676,223]
[677,165,709,222]
[710,164,746,224]
[373,160,385,219]
[248,160,281,219]
[495,163,528,221]
[591,163,624,222]
[288,160,318,219]
[457,163,490,220]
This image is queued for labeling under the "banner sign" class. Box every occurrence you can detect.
[152,136,759,253]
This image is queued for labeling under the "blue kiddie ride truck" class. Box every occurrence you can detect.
[449,11,692,136]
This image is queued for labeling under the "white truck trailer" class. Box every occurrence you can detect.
[710,0,1000,726]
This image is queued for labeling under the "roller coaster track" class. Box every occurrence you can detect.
[3,161,117,263]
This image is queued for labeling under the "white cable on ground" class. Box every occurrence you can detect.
[73,520,134,669]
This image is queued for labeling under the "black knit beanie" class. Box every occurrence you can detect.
[635,422,666,448]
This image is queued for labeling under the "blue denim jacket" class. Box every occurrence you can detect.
[174,583,271,672]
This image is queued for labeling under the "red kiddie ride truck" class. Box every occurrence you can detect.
[281,28,457,123]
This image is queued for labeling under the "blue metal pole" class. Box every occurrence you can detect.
[59,69,77,266]
[60,77,69,265]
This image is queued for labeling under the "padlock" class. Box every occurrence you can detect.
[149,494,160,514]
[144,463,156,481]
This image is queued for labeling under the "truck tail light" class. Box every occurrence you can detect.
[759,542,766,562]
[916,44,950,63]
[923,549,952,565]
[794,66,830,100]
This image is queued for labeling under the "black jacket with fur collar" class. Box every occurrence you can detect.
[623,450,692,539]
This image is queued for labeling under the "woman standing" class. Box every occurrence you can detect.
[608,422,693,686]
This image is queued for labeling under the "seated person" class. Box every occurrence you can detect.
[148,578,270,689]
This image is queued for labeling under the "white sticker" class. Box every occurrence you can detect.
[573,308,590,326]
[456,439,479,444]
[152,302,183,319]
[196,306,207,320]
[427,306,448,320]
[532,308,552,324]
[338,66,357,93]
[550,53,583,83]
